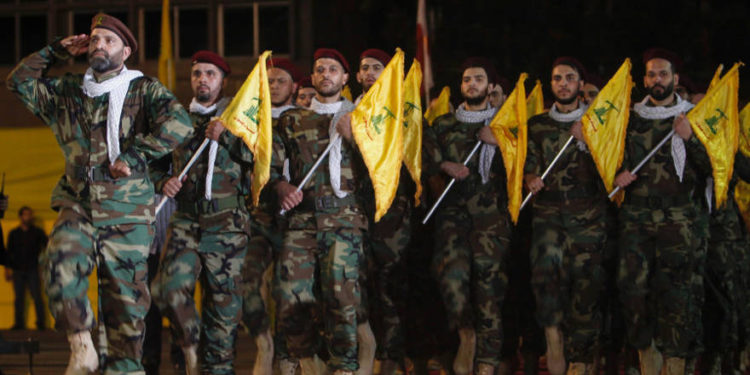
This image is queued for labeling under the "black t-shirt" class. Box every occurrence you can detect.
[7,225,47,271]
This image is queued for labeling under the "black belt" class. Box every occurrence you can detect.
[298,194,359,212]
[536,186,601,202]
[177,195,246,215]
[70,165,146,182]
[625,194,693,208]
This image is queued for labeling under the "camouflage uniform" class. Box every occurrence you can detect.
[423,113,512,367]
[150,110,253,375]
[361,169,413,361]
[524,111,610,363]
[616,104,712,358]
[272,105,369,371]
[6,39,192,374]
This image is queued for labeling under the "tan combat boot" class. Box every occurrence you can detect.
[279,358,299,375]
[659,357,685,375]
[453,328,476,375]
[64,330,98,375]
[566,362,596,375]
[544,326,566,375]
[357,321,377,375]
[475,362,494,375]
[183,344,199,375]
[253,329,274,375]
[300,357,319,375]
[637,342,662,375]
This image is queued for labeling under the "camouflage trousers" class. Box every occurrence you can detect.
[617,203,704,358]
[151,213,248,375]
[277,227,364,371]
[365,194,411,361]
[42,205,152,375]
[431,192,511,367]
[242,211,281,336]
[530,200,608,363]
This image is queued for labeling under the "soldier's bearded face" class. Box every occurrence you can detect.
[644,58,679,101]
[313,58,348,98]
[88,29,130,74]
[461,67,490,106]
[357,57,385,93]
[191,63,225,105]
[268,68,296,106]
[551,64,583,105]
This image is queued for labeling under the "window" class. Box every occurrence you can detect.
[258,4,289,54]
[19,15,47,57]
[222,6,254,56]
[142,9,162,60]
[0,16,12,63]
[177,7,208,58]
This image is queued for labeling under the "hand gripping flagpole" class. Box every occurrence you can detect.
[279,137,341,215]
[519,135,575,210]
[608,129,675,199]
[422,140,483,224]
[155,138,211,215]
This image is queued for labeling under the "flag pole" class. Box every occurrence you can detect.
[422,140,483,224]
[519,135,575,210]
[279,137,341,215]
[155,138,211,215]
[608,129,675,199]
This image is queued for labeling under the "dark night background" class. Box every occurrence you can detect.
[313,0,750,104]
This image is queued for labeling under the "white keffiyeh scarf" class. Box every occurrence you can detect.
[548,102,589,151]
[455,103,498,184]
[81,66,143,164]
[189,97,231,200]
[310,97,356,198]
[272,104,296,119]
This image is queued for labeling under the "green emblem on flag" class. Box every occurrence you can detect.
[593,100,620,125]
[403,101,420,128]
[243,98,262,125]
[704,108,727,135]
[370,106,396,135]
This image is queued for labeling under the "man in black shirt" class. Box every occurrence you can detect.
[6,206,47,330]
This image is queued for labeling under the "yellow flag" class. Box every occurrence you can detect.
[489,73,528,223]
[157,0,176,91]
[739,102,750,157]
[526,80,545,119]
[581,59,633,203]
[736,181,750,232]
[687,62,742,208]
[342,85,353,101]
[220,51,273,206]
[708,64,723,92]
[424,86,450,125]
[402,59,423,206]
[351,49,405,222]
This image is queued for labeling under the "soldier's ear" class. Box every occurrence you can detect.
[578,80,584,91]
[673,73,680,87]
[343,72,349,86]
[122,46,131,61]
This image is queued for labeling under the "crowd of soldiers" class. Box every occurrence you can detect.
[4,11,750,375]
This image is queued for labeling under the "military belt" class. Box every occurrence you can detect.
[177,195,246,215]
[298,194,358,211]
[536,185,600,202]
[71,165,146,182]
[625,194,693,208]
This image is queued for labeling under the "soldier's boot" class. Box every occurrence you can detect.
[300,357,319,375]
[253,329,274,375]
[544,326,565,375]
[65,331,98,375]
[659,357,685,375]
[183,345,199,375]
[279,358,299,375]
[453,328,476,375]
[475,362,494,375]
[566,362,597,375]
[357,322,377,375]
[637,342,662,375]
[380,359,399,375]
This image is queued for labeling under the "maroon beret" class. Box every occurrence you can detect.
[268,58,302,82]
[643,48,683,72]
[460,56,499,85]
[584,72,605,89]
[314,48,350,73]
[553,56,587,78]
[298,76,313,89]
[360,48,391,67]
[191,50,231,75]
[497,76,512,95]
[91,13,137,54]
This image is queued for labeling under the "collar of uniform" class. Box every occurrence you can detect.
[310,97,343,115]
[455,103,497,124]
[272,104,297,119]
[633,93,694,120]
[189,96,230,116]
[548,101,587,123]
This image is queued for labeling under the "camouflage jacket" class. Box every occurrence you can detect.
[151,110,253,233]
[6,39,193,227]
[249,115,289,226]
[618,105,711,206]
[423,113,507,209]
[525,112,608,209]
[271,108,368,230]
